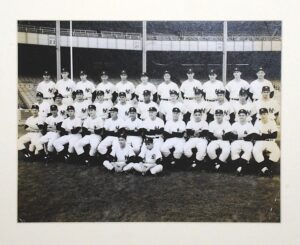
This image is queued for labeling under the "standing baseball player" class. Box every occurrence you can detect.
[232,88,255,123]
[95,71,116,104]
[207,109,233,172]
[75,70,95,102]
[73,89,90,121]
[97,107,125,156]
[137,90,159,121]
[184,109,209,169]
[209,89,234,122]
[53,93,68,119]
[114,92,131,120]
[34,92,50,119]
[249,67,275,101]
[102,133,136,173]
[135,72,157,102]
[18,104,44,160]
[252,108,280,177]
[115,70,136,103]
[180,68,202,108]
[225,67,250,106]
[55,68,75,106]
[202,69,225,105]
[39,104,64,162]
[74,104,104,165]
[36,70,56,104]
[123,107,143,154]
[230,109,257,176]
[53,105,82,162]
[157,70,180,115]
[93,90,112,120]
[161,107,186,168]
[186,89,211,122]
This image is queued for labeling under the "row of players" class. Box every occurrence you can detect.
[35,67,276,108]
[34,85,279,125]
[18,103,280,177]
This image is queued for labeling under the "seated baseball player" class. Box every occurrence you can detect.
[184,109,209,170]
[115,92,131,120]
[18,104,44,160]
[103,133,136,172]
[207,109,233,172]
[73,89,89,121]
[97,107,125,157]
[34,92,50,119]
[53,93,68,119]
[230,109,257,176]
[39,104,64,162]
[135,72,157,102]
[137,90,159,121]
[140,107,165,152]
[161,107,186,168]
[123,107,143,154]
[252,108,280,177]
[93,90,112,121]
[53,105,82,162]
[130,137,163,176]
[232,88,255,124]
[74,105,104,165]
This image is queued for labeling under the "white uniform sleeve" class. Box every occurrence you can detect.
[138,146,146,159]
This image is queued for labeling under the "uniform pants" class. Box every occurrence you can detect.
[53,134,82,153]
[133,162,163,175]
[18,132,43,153]
[39,132,60,152]
[74,134,101,156]
[126,136,142,154]
[161,138,186,159]
[231,140,253,161]
[207,140,230,162]
[103,160,128,172]
[97,136,118,155]
[184,138,208,161]
[253,141,280,163]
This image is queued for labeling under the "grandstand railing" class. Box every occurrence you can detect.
[18,24,282,41]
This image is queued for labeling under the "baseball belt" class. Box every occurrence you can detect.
[230,98,239,101]
[184,97,194,100]
[206,99,216,102]
[160,98,169,101]
[43,97,53,99]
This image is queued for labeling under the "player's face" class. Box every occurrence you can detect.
[96,94,104,101]
[239,94,247,103]
[76,93,84,100]
[61,72,69,79]
[31,109,39,116]
[217,93,225,102]
[80,74,87,81]
[89,109,96,117]
[164,74,171,81]
[67,109,75,117]
[238,113,247,123]
[194,112,202,121]
[172,112,180,121]
[118,137,126,148]
[55,97,62,104]
[149,111,157,119]
[256,71,265,79]
[260,112,268,121]
[195,94,203,101]
[119,96,126,103]
[233,71,241,79]
[51,109,58,117]
[209,74,217,80]
[262,91,270,99]
[170,94,178,102]
[111,111,118,119]
[36,96,43,103]
[146,142,154,150]
[187,73,194,79]
[141,76,148,83]
[120,74,127,81]
[129,111,136,120]
[143,94,151,102]
[215,113,224,122]
[43,75,50,81]
[101,75,108,81]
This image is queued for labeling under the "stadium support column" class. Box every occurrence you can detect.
[222,21,228,85]
[70,21,73,81]
[56,21,61,81]
[142,21,147,72]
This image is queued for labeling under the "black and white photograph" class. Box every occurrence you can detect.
[17,20,281,222]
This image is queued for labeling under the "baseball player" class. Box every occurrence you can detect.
[184,109,209,169]
[95,71,116,103]
[209,89,234,122]
[102,133,136,172]
[53,105,82,162]
[225,67,250,105]
[137,90,159,120]
[207,109,233,171]
[18,104,44,160]
[135,72,157,102]
[73,89,90,121]
[114,92,131,120]
[202,69,225,104]
[140,107,165,151]
[53,93,68,119]
[130,137,163,175]
[39,104,64,162]
[55,68,75,105]
[253,86,280,123]
[159,90,186,122]
[115,70,136,102]
[157,70,180,114]
[75,70,96,102]
[36,70,56,103]
[180,68,202,108]
[252,108,280,177]
[232,89,255,123]
[161,107,186,167]
[74,105,104,165]
[123,107,143,154]
[230,109,257,175]
[186,88,211,122]
[34,92,50,119]
[97,107,125,156]
[249,67,275,101]
[93,90,112,120]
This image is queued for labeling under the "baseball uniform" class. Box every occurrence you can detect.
[56,103,68,119]
[93,100,112,120]
[157,81,180,113]
[96,81,116,101]
[188,100,211,122]
[135,82,157,102]
[225,78,250,102]
[36,80,56,103]
[75,80,96,102]
[140,117,165,150]
[249,79,275,101]
[124,117,143,154]
[180,78,202,107]
[137,101,159,120]
[114,101,131,121]
[55,78,76,105]
[232,100,255,122]
[202,80,225,102]
[210,100,234,121]
[253,98,280,122]
[73,100,90,121]
[115,81,135,101]
[159,101,186,122]
[34,101,50,119]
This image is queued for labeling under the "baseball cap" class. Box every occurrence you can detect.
[145,137,154,144]
[187,68,194,74]
[141,72,148,77]
[262,86,270,92]
[143,90,151,96]
[67,105,75,111]
[238,109,247,115]
[259,108,268,114]
[55,93,63,99]
[43,70,50,76]
[148,107,157,112]
[172,107,181,113]
[101,71,107,76]
[257,66,264,72]
[120,70,127,75]
[118,92,126,97]
[96,90,104,96]
[194,88,204,96]
[61,68,69,73]
[50,104,58,111]
[215,89,225,95]
[194,109,203,114]
[209,69,216,75]
[233,67,240,73]
[110,107,118,112]
[128,107,137,113]
[31,104,39,110]
[88,104,96,110]
[119,132,127,139]
[215,109,224,115]
[239,88,248,96]
[164,70,170,75]
[169,90,179,95]
[76,89,84,94]
[36,92,43,97]
[80,70,87,75]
